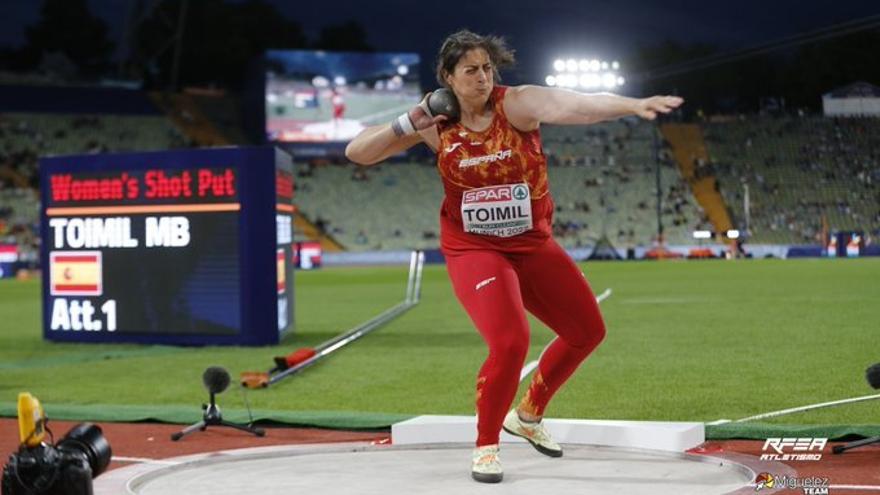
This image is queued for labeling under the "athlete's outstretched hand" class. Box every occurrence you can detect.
[634,96,684,120]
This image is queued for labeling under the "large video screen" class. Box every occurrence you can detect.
[265,50,421,143]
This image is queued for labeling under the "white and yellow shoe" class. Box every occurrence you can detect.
[471,444,503,483]
[502,409,563,457]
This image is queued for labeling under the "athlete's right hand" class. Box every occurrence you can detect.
[409,92,448,130]
[392,92,447,137]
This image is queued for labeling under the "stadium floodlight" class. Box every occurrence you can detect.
[397,65,409,76]
[727,229,741,239]
[312,75,329,88]
[602,73,617,88]
[693,230,712,239]
[545,57,624,89]
[333,76,347,86]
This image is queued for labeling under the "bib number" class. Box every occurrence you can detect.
[461,183,532,238]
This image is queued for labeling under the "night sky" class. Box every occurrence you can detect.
[2,0,878,85]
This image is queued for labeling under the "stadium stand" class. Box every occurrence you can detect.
[292,159,444,251]
[0,112,188,185]
[0,111,189,269]
[543,120,704,249]
[14,84,874,254]
[660,123,734,242]
[0,85,346,261]
[703,115,880,244]
[293,120,704,251]
[0,84,192,269]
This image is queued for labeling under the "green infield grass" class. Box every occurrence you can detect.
[1,258,878,437]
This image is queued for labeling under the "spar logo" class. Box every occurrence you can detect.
[760,438,827,461]
[463,185,512,203]
[512,184,528,200]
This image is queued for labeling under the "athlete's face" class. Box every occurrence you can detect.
[445,48,494,104]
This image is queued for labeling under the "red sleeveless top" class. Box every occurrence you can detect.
[436,85,554,254]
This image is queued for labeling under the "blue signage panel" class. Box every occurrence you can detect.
[40,146,294,345]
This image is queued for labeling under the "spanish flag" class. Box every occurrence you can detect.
[50,251,102,296]
[277,248,286,294]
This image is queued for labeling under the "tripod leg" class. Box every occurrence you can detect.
[832,436,880,454]
[220,420,265,437]
[171,421,207,441]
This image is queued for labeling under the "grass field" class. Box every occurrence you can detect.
[1,258,878,435]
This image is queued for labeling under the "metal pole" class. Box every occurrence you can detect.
[412,251,425,304]
[405,250,418,303]
[263,250,425,386]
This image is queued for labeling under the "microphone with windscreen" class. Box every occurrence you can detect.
[203,366,231,395]
[171,366,264,441]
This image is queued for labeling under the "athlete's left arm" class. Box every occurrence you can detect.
[504,85,683,130]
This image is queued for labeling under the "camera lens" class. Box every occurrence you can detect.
[57,423,112,477]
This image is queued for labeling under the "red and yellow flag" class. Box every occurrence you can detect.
[50,251,102,296]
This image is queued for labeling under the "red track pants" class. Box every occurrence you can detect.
[445,239,606,447]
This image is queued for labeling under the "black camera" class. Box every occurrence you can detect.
[2,423,112,495]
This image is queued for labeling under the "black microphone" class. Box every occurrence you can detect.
[867,363,880,390]
[171,365,264,440]
[203,366,231,395]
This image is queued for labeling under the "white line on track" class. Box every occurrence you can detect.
[829,486,880,491]
[113,456,180,465]
[709,393,880,424]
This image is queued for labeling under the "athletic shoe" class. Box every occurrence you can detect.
[471,444,503,483]
[502,409,563,457]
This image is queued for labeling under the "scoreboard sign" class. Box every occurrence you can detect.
[40,147,295,345]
